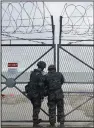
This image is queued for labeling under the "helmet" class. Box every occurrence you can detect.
[37,61,46,69]
[48,65,56,71]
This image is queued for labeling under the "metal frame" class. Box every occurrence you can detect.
[1,2,94,127]
[1,44,54,118]
[1,15,56,123]
[93,2,94,127]
[57,15,94,127]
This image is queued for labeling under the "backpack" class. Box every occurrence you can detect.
[25,69,44,94]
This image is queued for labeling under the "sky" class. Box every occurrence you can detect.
[2,2,93,44]
[45,2,93,43]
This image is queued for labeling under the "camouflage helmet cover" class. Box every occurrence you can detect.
[37,61,46,69]
[48,65,56,71]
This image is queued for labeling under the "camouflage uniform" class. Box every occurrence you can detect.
[27,61,46,127]
[45,65,65,127]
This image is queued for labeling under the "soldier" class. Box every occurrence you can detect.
[45,65,65,128]
[27,61,46,127]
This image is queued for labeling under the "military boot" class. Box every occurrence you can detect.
[33,119,42,127]
[33,124,39,128]
[60,123,65,128]
[49,122,55,128]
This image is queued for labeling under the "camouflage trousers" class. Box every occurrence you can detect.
[48,89,64,124]
[27,92,42,124]
[29,96,41,124]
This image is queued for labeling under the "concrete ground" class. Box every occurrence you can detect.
[1,93,93,128]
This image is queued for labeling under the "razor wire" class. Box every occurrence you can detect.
[61,3,93,41]
[2,2,52,40]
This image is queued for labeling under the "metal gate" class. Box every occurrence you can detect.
[1,2,55,124]
[2,44,55,123]
[57,3,94,127]
[1,2,94,128]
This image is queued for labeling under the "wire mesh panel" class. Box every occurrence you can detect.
[1,1,55,125]
[2,84,49,121]
[59,45,93,83]
[2,44,55,122]
[57,45,93,127]
[58,2,93,127]
[2,45,54,80]
[64,92,93,127]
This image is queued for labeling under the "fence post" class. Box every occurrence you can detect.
[59,16,62,45]
[57,44,59,72]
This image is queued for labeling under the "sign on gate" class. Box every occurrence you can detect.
[8,62,18,74]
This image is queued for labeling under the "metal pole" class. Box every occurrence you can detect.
[10,40,11,45]
[1,86,7,92]
[2,82,93,84]
[57,16,62,72]
[51,15,54,44]
[0,1,2,124]
[57,44,59,72]
[53,25,56,66]
[61,39,94,42]
[54,44,56,67]
[1,120,93,123]
[60,44,94,46]
[1,74,7,80]
[51,15,56,65]
[59,16,62,45]
[92,1,94,127]
[1,44,53,46]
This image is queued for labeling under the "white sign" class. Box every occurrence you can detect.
[8,63,18,74]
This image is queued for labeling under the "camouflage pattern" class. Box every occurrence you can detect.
[30,97,41,124]
[45,70,65,124]
[27,68,45,124]
[37,61,46,70]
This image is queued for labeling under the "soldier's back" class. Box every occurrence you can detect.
[28,68,45,98]
[46,71,64,91]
